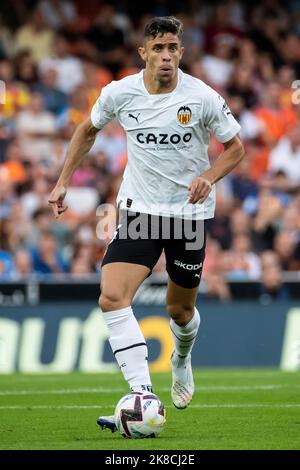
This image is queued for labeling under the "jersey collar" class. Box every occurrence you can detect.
[140,69,183,97]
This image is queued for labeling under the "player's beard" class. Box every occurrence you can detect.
[156,68,175,86]
[158,76,172,86]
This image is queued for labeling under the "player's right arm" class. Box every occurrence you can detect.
[48,117,99,218]
[48,80,117,218]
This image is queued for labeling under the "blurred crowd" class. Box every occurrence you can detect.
[0,0,300,302]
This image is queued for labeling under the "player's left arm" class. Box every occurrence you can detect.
[189,134,244,204]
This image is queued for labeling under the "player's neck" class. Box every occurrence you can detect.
[143,70,179,95]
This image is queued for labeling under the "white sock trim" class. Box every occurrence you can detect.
[170,307,200,357]
[102,306,133,327]
[170,308,200,337]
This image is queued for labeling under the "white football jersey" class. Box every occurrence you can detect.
[91,69,241,220]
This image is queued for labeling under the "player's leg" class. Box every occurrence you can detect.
[99,262,153,392]
[97,211,163,432]
[166,280,200,409]
[99,210,162,392]
[164,218,206,409]
[97,261,152,433]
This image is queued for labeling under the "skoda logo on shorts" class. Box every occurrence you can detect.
[177,106,192,125]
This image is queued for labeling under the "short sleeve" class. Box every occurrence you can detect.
[90,82,116,129]
[204,90,241,143]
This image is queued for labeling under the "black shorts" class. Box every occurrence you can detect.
[102,211,207,288]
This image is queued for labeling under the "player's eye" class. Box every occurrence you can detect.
[169,45,178,51]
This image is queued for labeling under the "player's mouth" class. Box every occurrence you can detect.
[159,66,172,73]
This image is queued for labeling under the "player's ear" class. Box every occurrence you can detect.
[138,46,147,62]
[179,46,184,60]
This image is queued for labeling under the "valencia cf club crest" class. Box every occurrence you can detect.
[177,106,192,125]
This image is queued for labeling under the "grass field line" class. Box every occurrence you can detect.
[1,403,300,411]
[0,384,296,396]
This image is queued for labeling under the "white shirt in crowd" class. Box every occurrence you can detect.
[16,110,56,161]
[39,56,84,94]
[269,137,300,184]
[201,55,233,87]
[38,0,76,30]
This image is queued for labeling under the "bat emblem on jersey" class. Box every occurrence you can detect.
[128,112,141,124]
[177,106,192,125]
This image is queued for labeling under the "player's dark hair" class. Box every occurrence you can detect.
[143,16,183,43]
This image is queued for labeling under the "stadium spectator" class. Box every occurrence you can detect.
[39,33,84,94]
[204,2,243,53]
[26,207,53,247]
[249,188,283,252]
[201,35,234,88]
[0,58,30,120]
[175,12,204,68]
[273,230,300,271]
[226,63,258,109]
[12,249,33,278]
[230,147,258,202]
[31,231,68,274]
[207,192,232,250]
[14,8,54,63]
[0,13,15,58]
[268,122,300,185]
[255,81,298,147]
[277,64,297,109]
[81,60,109,108]
[73,240,98,271]
[0,139,28,185]
[260,250,281,271]
[37,0,77,32]
[14,50,38,86]
[248,10,282,66]
[237,37,258,70]
[226,93,263,142]
[278,33,300,78]
[0,217,22,254]
[15,92,56,163]
[57,85,89,142]
[70,255,94,278]
[259,263,290,303]
[202,238,232,302]
[31,67,68,115]
[227,233,261,279]
[92,121,127,175]
[8,200,31,247]
[84,4,127,75]
[281,204,300,235]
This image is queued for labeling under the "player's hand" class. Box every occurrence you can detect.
[48,185,68,218]
[188,176,212,204]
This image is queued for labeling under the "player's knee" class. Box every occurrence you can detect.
[99,292,129,312]
[167,303,194,326]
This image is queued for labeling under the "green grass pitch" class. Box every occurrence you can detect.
[0,369,299,450]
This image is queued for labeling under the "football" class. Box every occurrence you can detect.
[114,391,166,438]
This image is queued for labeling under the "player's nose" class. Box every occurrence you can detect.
[161,50,171,61]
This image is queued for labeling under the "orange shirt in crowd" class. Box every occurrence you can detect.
[255,107,298,144]
[249,146,270,181]
[0,161,27,184]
